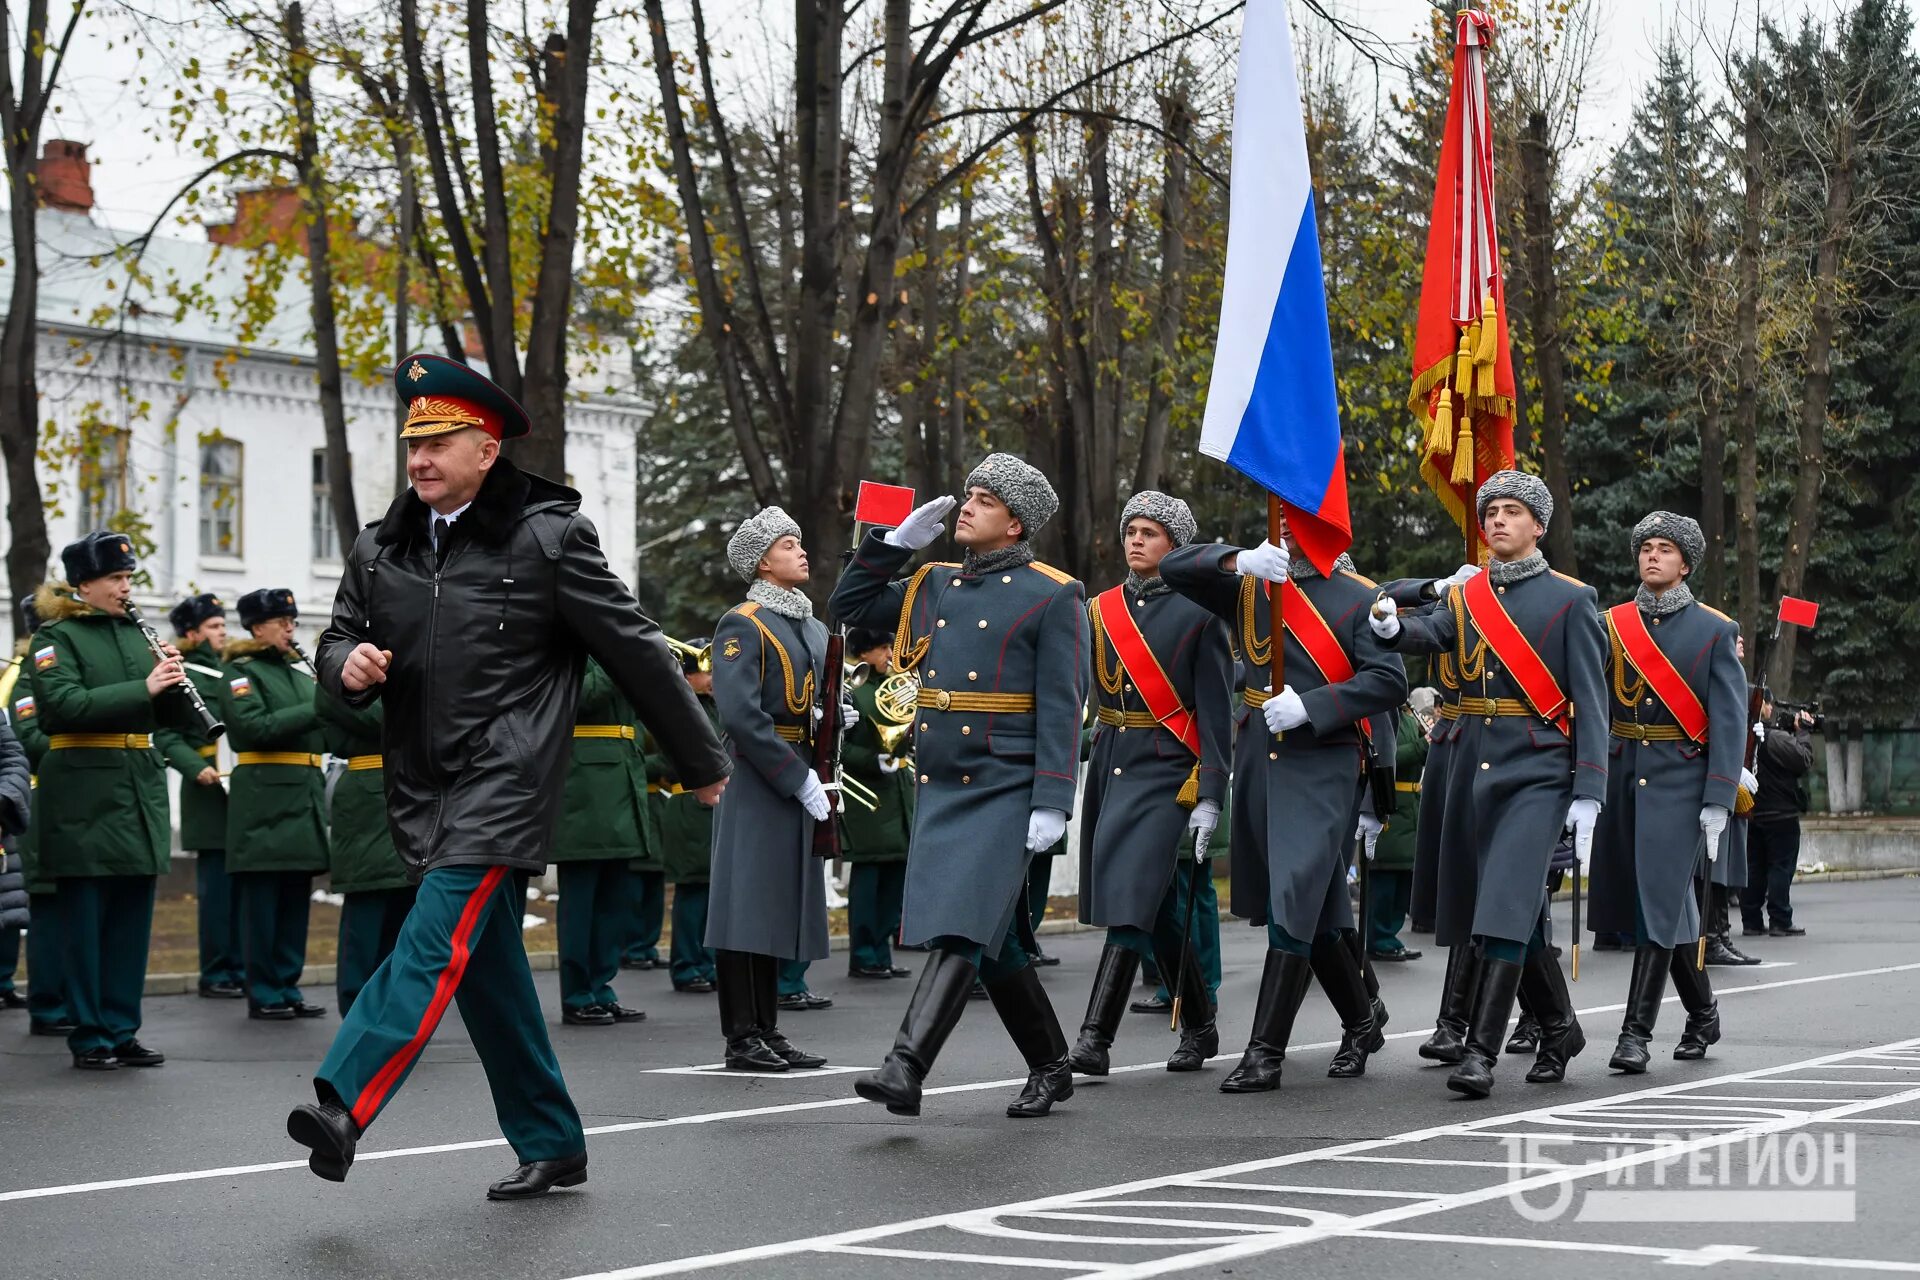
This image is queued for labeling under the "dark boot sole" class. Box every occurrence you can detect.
[1446,1068,1494,1098]
[1526,1023,1586,1083]
[287,1110,354,1183]
[1219,1073,1280,1093]
[1609,1052,1651,1074]
[854,1076,922,1116]
[487,1171,587,1200]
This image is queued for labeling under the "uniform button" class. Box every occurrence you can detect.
[919,774,929,784]
[1484,717,1493,725]
[919,722,929,732]
[977,619,988,629]
[1002,575,1012,584]
[1639,778,1648,787]
[1268,751,1278,760]
[962,774,971,784]
[937,619,947,628]
[1135,598,1145,607]
[1481,761,1491,770]
[1653,618,1662,626]
[927,670,936,679]
[1124,683,1133,692]
[1497,585,1507,595]
[951,578,962,587]
[1645,697,1655,706]
[1113,767,1123,776]
[967,671,978,681]
[960,726,971,736]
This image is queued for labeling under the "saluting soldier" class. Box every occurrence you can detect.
[7,592,71,1037]
[705,507,832,1072]
[220,588,329,1021]
[318,689,413,1015]
[1369,471,1608,1097]
[1588,512,1745,1071]
[841,627,915,981]
[155,593,243,999]
[1161,511,1407,1092]
[553,656,654,1026]
[1069,491,1230,1078]
[32,534,194,1069]
[654,640,720,993]
[831,454,1091,1120]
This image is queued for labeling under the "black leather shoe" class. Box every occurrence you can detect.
[1369,947,1421,962]
[1741,925,1767,937]
[849,965,895,979]
[1220,950,1313,1094]
[1129,992,1171,1015]
[30,1018,76,1036]
[723,1036,789,1071]
[1592,935,1624,951]
[1068,944,1140,1076]
[1703,937,1758,966]
[198,982,245,999]
[673,978,716,993]
[605,1003,647,1023]
[1419,946,1478,1064]
[1609,946,1671,1075]
[112,1039,165,1067]
[562,1005,614,1026]
[249,1004,295,1021]
[73,1048,120,1070]
[1505,1012,1542,1055]
[621,955,658,970]
[855,950,978,1115]
[1769,924,1806,937]
[776,992,809,1012]
[287,1100,359,1182]
[1030,949,1061,968]
[290,1001,328,1019]
[0,989,25,1009]
[762,1029,827,1069]
[889,966,913,978]
[487,1151,588,1200]
[803,991,833,1009]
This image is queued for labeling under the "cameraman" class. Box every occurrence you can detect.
[1741,692,1815,939]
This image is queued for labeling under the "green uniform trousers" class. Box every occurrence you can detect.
[1148,871,1222,1000]
[668,883,715,988]
[236,871,313,1010]
[336,887,417,1016]
[1108,864,1219,1003]
[847,862,906,972]
[26,889,68,1028]
[196,849,243,989]
[622,868,665,965]
[1365,869,1413,956]
[315,864,584,1163]
[931,912,1032,983]
[558,859,632,1010]
[55,875,155,1055]
[777,958,813,997]
[1025,855,1054,930]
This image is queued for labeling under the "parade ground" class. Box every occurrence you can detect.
[4,876,1916,1280]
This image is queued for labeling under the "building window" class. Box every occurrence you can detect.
[78,426,130,530]
[311,449,342,560]
[199,437,243,556]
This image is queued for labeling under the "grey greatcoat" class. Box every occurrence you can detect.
[1383,566,1608,948]
[1588,597,1744,948]
[1161,546,1408,944]
[1077,582,1233,930]
[1377,578,1455,926]
[829,533,1089,953]
[704,602,831,962]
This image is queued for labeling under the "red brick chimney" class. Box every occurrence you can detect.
[207,186,303,247]
[38,140,93,214]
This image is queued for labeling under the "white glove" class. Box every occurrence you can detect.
[1234,539,1290,582]
[1739,767,1759,794]
[839,693,857,739]
[1566,797,1601,869]
[1699,803,1729,861]
[1357,813,1384,861]
[1441,563,1482,591]
[1752,719,1767,744]
[1369,595,1400,639]
[1262,684,1309,734]
[796,772,832,822]
[882,496,957,550]
[877,755,905,774]
[1025,806,1068,853]
[1187,797,1220,836]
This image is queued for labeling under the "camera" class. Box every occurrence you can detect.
[1772,699,1825,734]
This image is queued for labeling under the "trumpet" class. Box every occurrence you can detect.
[665,636,712,672]
[123,602,225,741]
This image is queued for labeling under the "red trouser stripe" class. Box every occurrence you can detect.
[350,865,507,1130]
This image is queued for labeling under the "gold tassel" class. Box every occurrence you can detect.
[1734,786,1755,816]
[1453,331,1475,391]
[1177,764,1200,811]
[1451,408,1475,484]
[1428,388,1455,455]
[1476,356,1497,400]
[1475,293,1499,364]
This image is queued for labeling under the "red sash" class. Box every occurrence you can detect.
[1460,571,1570,734]
[1258,580,1373,742]
[1608,602,1708,744]
[1094,587,1200,756]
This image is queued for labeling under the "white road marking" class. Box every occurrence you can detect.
[641,1064,869,1078]
[1352,1230,1920,1274]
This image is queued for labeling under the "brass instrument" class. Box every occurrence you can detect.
[872,670,918,757]
[665,636,712,672]
[123,602,225,741]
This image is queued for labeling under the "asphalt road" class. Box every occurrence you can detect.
[2,876,1916,1280]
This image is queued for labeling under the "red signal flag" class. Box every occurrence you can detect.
[1778,596,1820,629]
[854,481,916,529]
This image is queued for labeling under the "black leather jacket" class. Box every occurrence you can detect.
[317,458,729,875]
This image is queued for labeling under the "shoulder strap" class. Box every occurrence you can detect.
[1608,602,1708,743]
[1093,586,1200,756]
[1460,571,1570,734]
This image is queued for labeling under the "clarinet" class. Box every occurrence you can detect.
[123,602,226,741]
[289,638,319,678]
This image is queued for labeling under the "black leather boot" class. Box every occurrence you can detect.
[1067,943,1140,1076]
[1219,949,1313,1094]
[287,1098,360,1182]
[1518,947,1585,1083]
[987,963,1074,1118]
[1420,945,1479,1064]
[1311,934,1384,1078]
[750,952,827,1069]
[855,948,977,1115]
[1668,948,1721,1060]
[1162,941,1218,1073]
[487,1151,588,1199]
[717,951,786,1072]
[1446,953,1522,1099]
[1609,945,1671,1074]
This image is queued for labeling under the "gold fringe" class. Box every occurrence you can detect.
[1450,408,1475,485]
[1734,786,1755,816]
[1474,294,1499,365]
[1177,764,1200,811]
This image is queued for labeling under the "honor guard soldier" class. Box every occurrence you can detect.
[1162,509,1406,1092]
[1069,491,1230,1077]
[1589,512,1746,1071]
[220,588,329,1021]
[288,354,728,1200]
[1369,471,1608,1097]
[841,627,915,981]
[317,688,413,1015]
[32,533,195,1069]
[831,453,1091,1120]
[705,507,832,1071]
[7,592,72,1037]
[155,593,243,998]
[654,640,720,993]
[553,656,655,1026]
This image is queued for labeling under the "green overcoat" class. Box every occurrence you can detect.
[837,678,911,863]
[553,658,657,865]
[653,695,719,884]
[318,690,408,894]
[154,639,229,851]
[1371,709,1425,872]
[218,639,328,874]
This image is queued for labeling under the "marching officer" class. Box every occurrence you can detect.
[705,507,831,1072]
[220,588,329,1021]
[32,534,194,1069]
[841,627,914,981]
[1589,512,1745,1071]
[1161,511,1406,1092]
[1369,471,1608,1097]
[832,454,1091,1120]
[155,593,243,998]
[318,688,413,1015]
[553,656,654,1026]
[654,640,720,993]
[6,592,71,1038]
[1069,491,1230,1077]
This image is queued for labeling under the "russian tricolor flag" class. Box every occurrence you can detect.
[1198,0,1350,573]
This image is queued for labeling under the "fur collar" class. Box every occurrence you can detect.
[33,582,93,624]
[223,637,284,662]
[373,456,580,551]
[747,579,815,620]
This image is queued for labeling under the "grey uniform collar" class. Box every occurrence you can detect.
[1486,550,1549,586]
[1288,551,1356,582]
[1635,581,1695,617]
[1125,571,1170,598]
[747,579,814,620]
[960,542,1034,578]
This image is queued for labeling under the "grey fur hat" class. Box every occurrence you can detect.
[1475,469,1553,532]
[726,506,802,581]
[964,453,1059,537]
[1631,510,1705,568]
[1119,491,1198,547]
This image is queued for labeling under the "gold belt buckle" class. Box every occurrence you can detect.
[924,687,951,711]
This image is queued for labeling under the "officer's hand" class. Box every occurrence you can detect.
[1752,718,1767,743]
[1357,813,1384,860]
[1262,684,1309,735]
[1230,539,1289,582]
[1187,797,1220,836]
[195,766,220,787]
[1370,596,1400,639]
[1796,710,1816,731]
[1566,797,1601,869]
[796,772,833,822]
[877,755,905,774]
[1025,806,1068,853]
[1440,563,1482,593]
[146,655,186,696]
[342,643,391,692]
[1699,803,1729,861]
[1739,766,1759,795]
[883,496,958,551]
[692,777,728,807]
